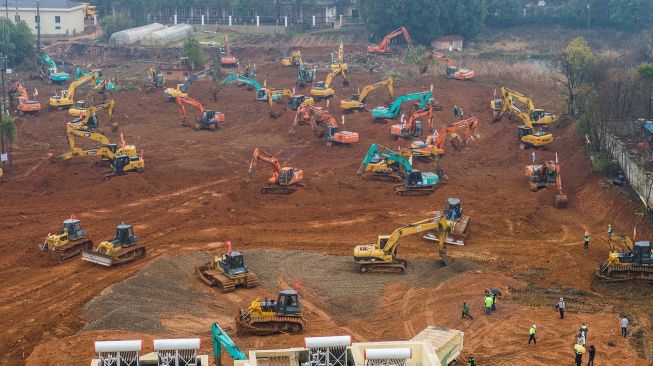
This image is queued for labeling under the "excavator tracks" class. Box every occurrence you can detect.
[236,314,304,335]
[394,185,436,196]
[363,172,403,183]
[42,239,94,260]
[358,259,408,274]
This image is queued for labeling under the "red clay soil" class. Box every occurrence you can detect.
[0,47,651,365]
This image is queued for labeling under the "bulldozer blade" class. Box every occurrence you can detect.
[422,232,465,246]
[81,251,113,266]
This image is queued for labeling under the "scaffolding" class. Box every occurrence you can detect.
[94,340,142,366]
[305,336,351,366]
[154,338,201,366]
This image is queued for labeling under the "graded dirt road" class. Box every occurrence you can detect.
[0,46,650,365]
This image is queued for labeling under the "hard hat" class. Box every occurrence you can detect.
[532,325,536,328]
[585,231,589,234]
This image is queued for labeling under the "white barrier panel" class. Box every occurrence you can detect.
[305,336,352,348]
[95,340,142,352]
[364,348,412,360]
[154,338,201,351]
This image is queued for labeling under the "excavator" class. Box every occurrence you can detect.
[421,51,475,80]
[390,106,433,140]
[410,116,478,158]
[219,73,276,101]
[196,242,258,292]
[82,2,98,20]
[596,234,653,282]
[368,26,413,54]
[75,67,116,91]
[310,63,348,100]
[248,148,304,194]
[292,105,359,146]
[49,70,99,110]
[220,35,239,67]
[164,68,211,100]
[525,153,567,208]
[353,215,451,274]
[236,290,304,335]
[372,89,438,121]
[69,97,115,119]
[145,67,165,92]
[423,198,470,245]
[175,96,225,131]
[266,88,314,117]
[281,50,302,67]
[357,147,411,183]
[212,322,247,366]
[296,64,316,87]
[491,87,556,148]
[330,41,347,71]
[41,53,69,83]
[340,76,393,112]
[82,223,146,266]
[40,216,93,259]
[358,143,439,195]
[10,82,41,115]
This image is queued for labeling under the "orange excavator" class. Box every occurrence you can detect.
[410,116,478,158]
[248,148,304,194]
[10,82,41,115]
[175,96,225,131]
[220,35,238,67]
[390,106,434,140]
[525,153,568,208]
[421,51,474,80]
[368,27,412,54]
[293,105,359,146]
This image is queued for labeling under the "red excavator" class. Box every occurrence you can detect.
[10,82,41,115]
[410,116,478,158]
[421,51,474,80]
[525,153,568,208]
[293,105,359,146]
[390,106,434,140]
[220,35,238,67]
[248,148,304,194]
[368,27,412,54]
[175,96,225,131]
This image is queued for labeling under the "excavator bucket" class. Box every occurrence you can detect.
[555,192,568,208]
[450,133,465,151]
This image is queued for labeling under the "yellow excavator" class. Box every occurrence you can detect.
[266,88,314,117]
[340,76,393,112]
[69,98,115,119]
[490,87,556,148]
[353,216,451,274]
[49,70,100,110]
[310,64,348,100]
[330,41,347,72]
[281,50,302,67]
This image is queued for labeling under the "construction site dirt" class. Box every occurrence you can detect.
[1,45,652,365]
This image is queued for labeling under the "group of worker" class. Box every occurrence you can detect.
[583,224,614,250]
[460,288,498,320]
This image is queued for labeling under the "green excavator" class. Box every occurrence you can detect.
[371,89,440,121]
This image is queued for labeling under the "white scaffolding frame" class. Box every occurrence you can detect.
[97,350,140,366]
[307,344,348,366]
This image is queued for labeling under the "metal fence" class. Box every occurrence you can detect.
[149,15,362,29]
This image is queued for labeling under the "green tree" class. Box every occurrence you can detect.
[182,38,206,69]
[0,19,35,68]
[557,37,597,116]
[637,63,653,119]
[0,115,16,160]
[486,0,522,26]
[100,15,134,41]
[608,0,652,30]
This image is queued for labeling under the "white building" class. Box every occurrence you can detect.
[0,0,85,36]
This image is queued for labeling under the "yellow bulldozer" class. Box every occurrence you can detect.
[596,234,653,282]
[422,198,470,245]
[236,290,304,335]
[41,216,93,259]
[81,223,146,267]
[196,244,259,293]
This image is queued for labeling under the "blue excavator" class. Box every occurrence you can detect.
[358,143,440,196]
[212,322,247,366]
[371,89,439,121]
[41,53,70,83]
[219,73,280,101]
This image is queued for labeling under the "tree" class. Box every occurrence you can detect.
[100,15,134,41]
[557,37,597,116]
[182,38,206,69]
[486,0,522,26]
[637,63,653,119]
[0,19,35,69]
[0,115,16,161]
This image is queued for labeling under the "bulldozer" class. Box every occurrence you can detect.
[81,223,146,266]
[423,198,470,245]
[196,244,259,293]
[525,154,567,208]
[596,234,653,282]
[40,217,93,259]
[236,290,304,335]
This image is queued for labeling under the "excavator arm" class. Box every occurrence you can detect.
[358,144,412,176]
[407,106,434,133]
[359,76,394,103]
[249,148,282,184]
[66,70,100,102]
[368,27,412,53]
[381,218,438,258]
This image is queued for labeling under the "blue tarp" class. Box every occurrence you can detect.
[644,121,653,134]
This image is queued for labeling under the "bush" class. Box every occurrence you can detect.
[406,45,427,66]
[182,39,206,70]
[100,15,134,41]
[591,152,620,176]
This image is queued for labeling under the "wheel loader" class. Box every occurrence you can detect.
[196,250,259,293]
[81,223,146,266]
[236,290,304,335]
[41,217,93,259]
[423,198,470,245]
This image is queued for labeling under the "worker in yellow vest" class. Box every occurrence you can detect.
[529,324,537,344]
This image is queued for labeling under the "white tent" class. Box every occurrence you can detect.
[109,23,165,45]
[142,24,194,46]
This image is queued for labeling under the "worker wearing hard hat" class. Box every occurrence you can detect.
[584,231,590,250]
[529,325,537,344]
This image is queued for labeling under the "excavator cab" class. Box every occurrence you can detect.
[288,95,308,111]
[446,66,458,78]
[278,168,298,185]
[444,198,462,220]
[219,252,248,276]
[531,109,546,122]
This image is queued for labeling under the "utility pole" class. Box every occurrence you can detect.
[587,3,590,32]
[4,0,8,21]
[36,0,41,52]
[0,53,5,159]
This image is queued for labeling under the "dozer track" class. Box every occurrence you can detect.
[357,258,407,274]
[41,239,93,260]
[196,266,259,293]
[82,245,146,267]
[595,263,653,282]
[394,185,436,196]
[236,314,304,335]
